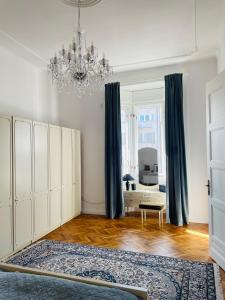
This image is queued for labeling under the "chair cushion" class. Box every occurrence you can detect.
[139,203,164,210]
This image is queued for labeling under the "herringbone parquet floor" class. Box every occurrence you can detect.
[43,213,225,296]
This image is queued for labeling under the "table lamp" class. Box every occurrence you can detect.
[123,174,135,191]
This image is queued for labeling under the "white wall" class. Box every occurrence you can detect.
[0,46,58,123]
[217,30,225,72]
[217,0,225,73]
[184,59,216,223]
[58,57,217,223]
[58,88,105,215]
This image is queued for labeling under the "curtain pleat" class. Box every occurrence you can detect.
[165,73,189,226]
[105,82,123,219]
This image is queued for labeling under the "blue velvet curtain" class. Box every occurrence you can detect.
[165,73,188,226]
[105,82,123,219]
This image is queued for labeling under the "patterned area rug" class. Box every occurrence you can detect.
[5,240,223,300]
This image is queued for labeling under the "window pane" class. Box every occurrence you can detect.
[145,132,155,143]
[140,115,144,121]
[145,115,149,121]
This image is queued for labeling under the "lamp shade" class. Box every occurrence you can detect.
[123,174,135,181]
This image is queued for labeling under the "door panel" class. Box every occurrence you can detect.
[0,116,13,258]
[33,122,49,239]
[49,125,61,230]
[211,169,225,201]
[206,70,225,271]
[210,129,225,161]
[210,88,225,123]
[13,118,32,250]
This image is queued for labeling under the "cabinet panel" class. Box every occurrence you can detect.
[14,119,32,199]
[14,199,32,249]
[49,190,61,230]
[33,122,49,239]
[0,205,13,257]
[0,117,11,204]
[72,129,81,217]
[49,126,61,190]
[13,118,32,250]
[62,128,73,186]
[0,116,13,258]
[33,195,48,238]
[62,128,73,223]
[62,186,73,223]
[49,125,62,230]
[33,123,48,193]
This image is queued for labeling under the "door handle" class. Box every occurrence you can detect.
[205,180,210,196]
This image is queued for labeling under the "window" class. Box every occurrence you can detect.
[121,101,166,181]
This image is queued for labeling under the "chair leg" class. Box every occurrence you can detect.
[161,210,163,225]
[158,211,161,226]
[141,210,143,224]
[144,210,147,222]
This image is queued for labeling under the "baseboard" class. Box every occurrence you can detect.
[82,208,105,216]
[189,217,209,224]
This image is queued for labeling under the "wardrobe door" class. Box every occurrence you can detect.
[62,127,73,224]
[49,125,61,230]
[72,129,81,217]
[33,122,49,240]
[13,118,32,251]
[0,116,13,258]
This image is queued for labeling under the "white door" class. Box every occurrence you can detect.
[0,116,13,258]
[62,127,73,224]
[33,122,49,240]
[49,125,62,230]
[72,129,81,217]
[13,118,32,251]
[206,70,225,271]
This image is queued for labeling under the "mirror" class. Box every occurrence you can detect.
[138,147,158,186]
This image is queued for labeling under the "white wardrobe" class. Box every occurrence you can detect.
[0,115,81,258]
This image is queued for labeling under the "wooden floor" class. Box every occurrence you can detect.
[43,213,225,296]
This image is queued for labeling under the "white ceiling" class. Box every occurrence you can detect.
[0,0,224,72]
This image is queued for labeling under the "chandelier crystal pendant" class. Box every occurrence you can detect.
[48,0,112,94]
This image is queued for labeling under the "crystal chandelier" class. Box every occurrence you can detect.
[48,0,112,94]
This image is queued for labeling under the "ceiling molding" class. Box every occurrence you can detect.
[60,0,102,8]
[0,30,47,68]
[113,49,217,73]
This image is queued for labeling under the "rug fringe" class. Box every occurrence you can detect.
[213,264,224,300]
